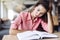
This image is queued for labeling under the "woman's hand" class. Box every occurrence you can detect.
[9,28,25,35]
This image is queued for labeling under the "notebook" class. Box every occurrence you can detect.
[17,31,58,40]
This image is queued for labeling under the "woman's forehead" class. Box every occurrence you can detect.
[36,5,44,9]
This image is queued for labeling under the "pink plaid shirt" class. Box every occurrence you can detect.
[11,12,48,32]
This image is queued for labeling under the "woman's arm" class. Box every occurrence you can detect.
[47,12,53,33]
[41,12,53,33]
[9,13,23,35]
[9,28,25,35]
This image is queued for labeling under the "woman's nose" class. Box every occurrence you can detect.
[36,13,39,16]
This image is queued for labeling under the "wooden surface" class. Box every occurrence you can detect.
[2,32,60,40]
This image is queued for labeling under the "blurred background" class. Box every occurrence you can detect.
[0,0,60,40]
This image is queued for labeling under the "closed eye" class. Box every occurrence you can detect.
[37,9,40,11]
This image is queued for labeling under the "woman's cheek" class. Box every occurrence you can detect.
[38,14,43,17]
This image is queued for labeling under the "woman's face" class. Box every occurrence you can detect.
[31,5,47,18]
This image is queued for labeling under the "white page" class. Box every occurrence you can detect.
[33,31,58,38]
[17,31,40,40]
[41,33,58,38]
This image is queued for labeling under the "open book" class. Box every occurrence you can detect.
[17,31,58,40]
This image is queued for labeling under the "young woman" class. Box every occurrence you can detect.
[9,0,53,35]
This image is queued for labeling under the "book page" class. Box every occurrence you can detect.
[17,31,58,40]
[17,31,40,40]
[41,32,58,38]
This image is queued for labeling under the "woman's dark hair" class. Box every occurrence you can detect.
[29,0,49,13]
[34,0,49,11]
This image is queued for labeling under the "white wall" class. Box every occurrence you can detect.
[1,1,8,18]
[8,9,18,20]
